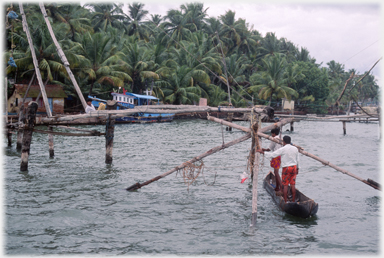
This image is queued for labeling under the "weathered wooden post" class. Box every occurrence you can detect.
[342,121,346,135]
[290,121,294,131]
[250,110,261,226]
[16,105,26,151]
[20,102,38,171]
[7,129,12,147]
[48,126,54,157]
[105,100,117,164]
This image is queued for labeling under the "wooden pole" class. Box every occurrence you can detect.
[343,121,346,135]
[251,115,261,226]
[20,102,38,171]
[19,4,52,117]
[126,132,252,191]
[48,126,54,157]
[7,129,12,147]
[16,105,26,151]
[207,114,294,134]
[290,121,294,131]
[39,3,87,110]
[105,114,115,164]
[5,77,8,123]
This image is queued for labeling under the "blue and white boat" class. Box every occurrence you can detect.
[89,92,174,123]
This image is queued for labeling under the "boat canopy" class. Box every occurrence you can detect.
[125,92,158,100]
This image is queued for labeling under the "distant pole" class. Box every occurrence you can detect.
[20,102,38,171]
[48,126,54,157]
[290,121,294,131]
[343,121,346,135]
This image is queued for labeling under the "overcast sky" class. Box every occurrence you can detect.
[122,0,382,86]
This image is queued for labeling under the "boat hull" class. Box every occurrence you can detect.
[263,171,318,218]
[115,113,174,123]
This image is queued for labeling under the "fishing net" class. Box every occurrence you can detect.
[177,160,217,191]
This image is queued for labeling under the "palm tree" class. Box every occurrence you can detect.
[44,3,93,41]
[257,32,284,60]
[122,40,159,94]
[76,30,132,97]
[162,65,202,104]
[6,10,86,85]
[248,54,298,106]
[162,9,192,47]
[180,2,209,32]
[86,3,128,33]
[126,2,150,41]
[207,84,227,106]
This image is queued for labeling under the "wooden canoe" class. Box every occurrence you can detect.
[263,171,318,218]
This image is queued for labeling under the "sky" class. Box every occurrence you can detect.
[120,0,382,86]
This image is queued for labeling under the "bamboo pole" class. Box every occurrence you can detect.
[20,102,38,171]
[39,3,87,110]
[207,114,294,134]
[126,132,252,191]
[208,116,380,191]
[19,4,52,117]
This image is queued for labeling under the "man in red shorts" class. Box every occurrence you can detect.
[261,128,282,193]
[257,135,299,203]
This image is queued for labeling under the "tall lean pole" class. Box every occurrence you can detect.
[39,3,87,110]
[19,3,52,117]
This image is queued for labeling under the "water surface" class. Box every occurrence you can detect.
[3,119,381,255]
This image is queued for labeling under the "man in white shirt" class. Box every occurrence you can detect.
[257,135,299,203]
[261,128,282,193]
[85,98,96,113]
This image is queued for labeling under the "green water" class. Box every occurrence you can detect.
[3,119,380,255]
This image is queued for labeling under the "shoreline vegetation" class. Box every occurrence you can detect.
[4,2,379,116]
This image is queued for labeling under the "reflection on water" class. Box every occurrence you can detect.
[4,119,380,255]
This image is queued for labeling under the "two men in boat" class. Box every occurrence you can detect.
[261,128,283,193]
[257,135,300,203]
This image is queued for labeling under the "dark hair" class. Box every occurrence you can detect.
[86,98,92,102]
[271,128,280,135]
[283,135,291,144]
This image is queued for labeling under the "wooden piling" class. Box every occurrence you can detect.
[16,105,26,151]
[105,114,115,164]
[343,121,346,135]
[48,126,54,157]
[105,101,117,164]
[20,102,38,171]
[7,129,12,147]
[290,121,294,131]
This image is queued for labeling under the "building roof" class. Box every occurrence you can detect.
[14,84,68,98]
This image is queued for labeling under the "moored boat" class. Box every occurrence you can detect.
[263,171,318,218]
[89,92,174,123]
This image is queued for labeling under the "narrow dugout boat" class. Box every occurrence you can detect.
[263,171,318,218]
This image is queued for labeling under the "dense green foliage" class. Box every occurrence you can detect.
[4,2,379,112]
